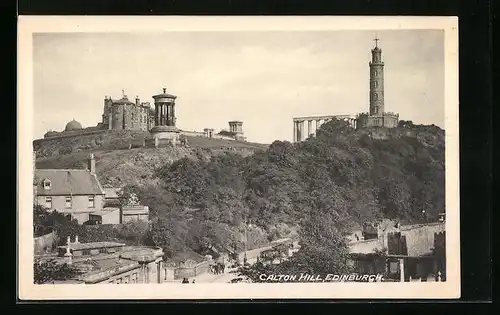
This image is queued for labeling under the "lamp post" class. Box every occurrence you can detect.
[244,216,248,265]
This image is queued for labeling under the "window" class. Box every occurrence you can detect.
[65,196,72,208]
[374,81,378,88]
[373,93,378,101]
[389,261,398,273]
[43,179,51,190]
[88,196,95,208]
[374,69,378,76]
[45,197,52,208]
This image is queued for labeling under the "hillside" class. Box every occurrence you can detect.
[33,129,268,158]
[35,119,445,263]
[120,119,444,259]
[36,145,261,188]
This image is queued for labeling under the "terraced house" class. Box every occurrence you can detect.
[34,153,106,224]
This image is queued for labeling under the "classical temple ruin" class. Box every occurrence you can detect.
[292,37,399,143]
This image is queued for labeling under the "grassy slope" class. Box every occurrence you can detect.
[36,142,266,188]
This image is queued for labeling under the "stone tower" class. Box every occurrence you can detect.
[369,36,384,116]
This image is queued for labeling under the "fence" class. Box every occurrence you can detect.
[173,261,210,280]
[34,230,57,255]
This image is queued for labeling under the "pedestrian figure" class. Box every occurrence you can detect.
[182,277,189,284]
[192,279,196,283]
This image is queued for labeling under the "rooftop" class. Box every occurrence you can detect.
[111,96,134,105]
[35,169,105,196]
[58,241,126,251]
[152,88,177,99]
[89,208,120,217]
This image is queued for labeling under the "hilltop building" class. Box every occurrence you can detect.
[356,37,399,129]
[41,88,248,144]
[100,91,154,131]
[292,37,399,142]
[147,88,181,147]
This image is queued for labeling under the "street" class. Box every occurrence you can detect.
[191,240,300,283]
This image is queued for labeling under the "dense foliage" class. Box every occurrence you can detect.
[123,119,444,264]
[35,119,444,275]
[34,258,82,284]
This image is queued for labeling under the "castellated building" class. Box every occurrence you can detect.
[100,92,154,131]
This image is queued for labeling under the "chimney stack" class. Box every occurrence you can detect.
[135,96,140,106]
[88,153,96,174]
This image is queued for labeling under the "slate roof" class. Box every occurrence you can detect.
[111,97,134,105]
[35,169,105,196]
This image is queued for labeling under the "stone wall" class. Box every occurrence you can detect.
[401,223,445,256]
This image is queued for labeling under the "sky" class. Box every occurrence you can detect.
[33,30,444,144]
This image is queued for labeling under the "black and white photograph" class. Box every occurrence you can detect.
[18,16,459,299]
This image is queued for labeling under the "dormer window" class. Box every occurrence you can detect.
[43,179,51,190]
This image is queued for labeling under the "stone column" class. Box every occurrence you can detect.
[296,121,301,142]
[164,104,168,125]
[295,121,298,141]
[299,121,304,141]
[163,104,167,125]
[171,104,175,126]
[307,120,312,138]
[293,121,297,142]
[316,119,321,132]
[159,104,163,126]
[399,258,405,282]
[165,104,170,125]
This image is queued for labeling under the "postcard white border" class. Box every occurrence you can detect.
[18,15,459,300]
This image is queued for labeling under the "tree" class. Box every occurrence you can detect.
[238,211,353,282]
[34,258,82,284]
